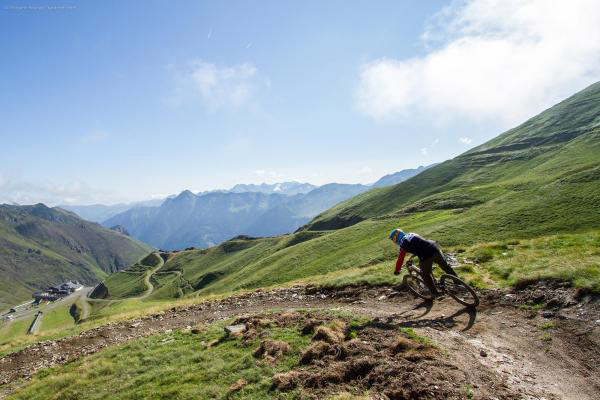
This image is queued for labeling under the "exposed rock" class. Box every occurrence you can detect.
[542,311,555,318]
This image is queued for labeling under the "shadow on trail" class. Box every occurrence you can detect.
[412,300,434,318]
[397,306,478,332]
[383,300,433,321]
[359,305,478,333]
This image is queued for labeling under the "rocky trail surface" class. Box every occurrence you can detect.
[1,282,599,399]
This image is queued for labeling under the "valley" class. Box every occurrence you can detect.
[0,205,152,311]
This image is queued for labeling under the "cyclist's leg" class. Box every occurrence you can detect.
[434,248,457,277]
[419,256,440,296]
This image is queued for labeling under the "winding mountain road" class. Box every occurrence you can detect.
[82,253,165,309]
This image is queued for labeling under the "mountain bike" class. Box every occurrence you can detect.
[402,256,479,307]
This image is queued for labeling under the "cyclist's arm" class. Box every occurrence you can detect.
[394,249,406,274]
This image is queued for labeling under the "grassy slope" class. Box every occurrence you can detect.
[0,299,80,353]
[45,82,600,320]
[91,252,163,300]
[7,313,374,400]
[305,81,600,231]
[0,204,153,310]
[36,302,78,334]
[98,82,600,300]
[2,229,597,363]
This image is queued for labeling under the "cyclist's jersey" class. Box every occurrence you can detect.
[399,233,438,259]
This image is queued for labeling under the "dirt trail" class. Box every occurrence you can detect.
[137,253,164,300]
[84,252,165,305]
[76,289,92,320]
[1,283,599,399]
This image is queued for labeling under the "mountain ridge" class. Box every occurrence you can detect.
[101,167,429,249]
[0,203,152,309]
[302,81,600,233]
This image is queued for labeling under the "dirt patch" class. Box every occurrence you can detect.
[253,340,290,363]
[313,325,345,344]
[272,371,303,391]
[266,313,519,399]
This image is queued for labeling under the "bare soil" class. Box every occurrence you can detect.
[1,282,599,399]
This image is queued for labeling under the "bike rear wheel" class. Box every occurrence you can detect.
[403,273,435,301]
[440,274,479,307]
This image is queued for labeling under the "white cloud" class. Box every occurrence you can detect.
[173,60,267,111]
[0,173,117,206]
[459,137,473,144]
[356,0,600,126]
[360,166,373,174]
[420,147,428,156]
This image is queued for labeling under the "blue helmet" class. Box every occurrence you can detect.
[389,228,405,245]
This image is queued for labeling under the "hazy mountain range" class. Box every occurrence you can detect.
[96,166,431,249]
[60,199,166,224]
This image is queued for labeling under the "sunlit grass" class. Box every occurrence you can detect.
[7,318,313,400]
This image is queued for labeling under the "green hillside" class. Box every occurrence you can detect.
[89,82,600,305]
[0,204,153,310]
[304,81,600,233]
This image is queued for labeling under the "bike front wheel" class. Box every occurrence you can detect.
[440,274,479,307]
[403,274,435,301]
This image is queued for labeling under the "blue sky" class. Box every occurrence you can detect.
[1,0,600,205]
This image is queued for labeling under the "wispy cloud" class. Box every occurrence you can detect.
[420,147,428,156]
[171,60,268,111]
[459,137,473,144]
[356,0,600,127]
[0,172,117,206]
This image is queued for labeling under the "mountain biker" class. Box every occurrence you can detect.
[389,228,457,296]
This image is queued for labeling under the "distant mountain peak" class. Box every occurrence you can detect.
[178,189,195,197]
[229,181,317,196]
[171,190,196,201]
[371,164,434,188]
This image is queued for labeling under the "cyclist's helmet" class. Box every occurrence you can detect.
[389,228,405,245]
